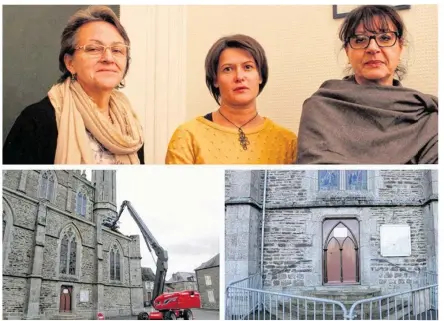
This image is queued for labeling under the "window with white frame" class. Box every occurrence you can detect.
[318,170,368,191]
[207,290,215,303]
[205,275,212,286]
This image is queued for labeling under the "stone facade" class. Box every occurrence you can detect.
[2,170,143,320]
[225,170,438,296]
[196,254,220,310]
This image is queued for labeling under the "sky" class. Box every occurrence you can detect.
[102,167,224,280]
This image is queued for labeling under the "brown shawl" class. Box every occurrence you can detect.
[297,76,438,164]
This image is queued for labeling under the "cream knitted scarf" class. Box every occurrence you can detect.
[48,78,143,164]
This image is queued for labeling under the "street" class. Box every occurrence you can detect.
[106,309,220,320]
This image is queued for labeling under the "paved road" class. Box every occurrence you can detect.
[106,308,219,320]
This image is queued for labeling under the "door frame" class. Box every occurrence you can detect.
[322,218,360,285]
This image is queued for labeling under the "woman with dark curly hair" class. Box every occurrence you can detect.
[297,5,437,164]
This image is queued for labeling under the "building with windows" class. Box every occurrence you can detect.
[195,254,220,309]
[225,170,438,297]
[165,272,198,292]
[142,267,155,306]
[2,170,143,320]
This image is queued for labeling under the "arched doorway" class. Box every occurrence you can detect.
[323,219,359,284]
[59,285,73,312]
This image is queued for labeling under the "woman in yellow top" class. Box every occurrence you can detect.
[165,34,297,164]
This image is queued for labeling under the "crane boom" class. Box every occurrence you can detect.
[108,200,168,304]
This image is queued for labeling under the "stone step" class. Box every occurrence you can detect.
[50,314,87,320]
[303,287,382,302]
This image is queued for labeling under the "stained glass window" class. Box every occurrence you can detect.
[110,245,121,281]
[110,250,115,280]
[319,170,340,190]
[76,192,82,214]
[346,171,367,190]
[60,235,68,274]
[116,252,121,281]
[69,239,77,275]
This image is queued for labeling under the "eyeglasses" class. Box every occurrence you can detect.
[75,44,130,57]
[348,32,399,49]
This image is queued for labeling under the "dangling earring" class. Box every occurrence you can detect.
[71,73,77,82]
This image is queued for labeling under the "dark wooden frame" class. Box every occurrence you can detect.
[333,5,411,19]
[322,219,360,285]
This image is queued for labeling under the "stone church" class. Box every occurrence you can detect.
[225,170,438,300]
[2,170,143,320]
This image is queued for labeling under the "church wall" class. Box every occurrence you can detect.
[3,170,21,190]
[80,247,97,283]
[2,170,145,319]
[2,277,27,320]
[3,225,34,276]
[104,286,132,316]
[39,280,97,319]
[2,193,37,231]
[261,170,433,296]
[42,237,59,279]
[225,169,437,297]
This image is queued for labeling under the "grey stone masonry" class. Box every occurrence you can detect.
[225,170,438,297]
[225,171,264,286]
[2,170,143,320]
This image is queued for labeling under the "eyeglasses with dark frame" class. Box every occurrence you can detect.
[347,32,399,49]
[75,44,130,57]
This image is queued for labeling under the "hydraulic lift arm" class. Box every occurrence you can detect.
[106,200,168,304]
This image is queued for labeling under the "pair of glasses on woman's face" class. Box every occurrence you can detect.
[348,31,399,49]
[75,44,130,57]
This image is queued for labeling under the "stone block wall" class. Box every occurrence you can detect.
[196,266,220,310]
[226,170,438,297]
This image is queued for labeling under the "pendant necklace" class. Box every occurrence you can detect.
[218,109,258,150]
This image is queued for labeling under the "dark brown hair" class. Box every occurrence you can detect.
[58,6,131,87]
[339,5,407,79]
[205,34,268,105]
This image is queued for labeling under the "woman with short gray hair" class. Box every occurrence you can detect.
[4,6,144,164]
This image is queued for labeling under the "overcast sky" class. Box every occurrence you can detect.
[104,167,224,280]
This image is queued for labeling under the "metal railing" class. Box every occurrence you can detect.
[226,274,262,319]
[226,281,348,320]
[348,284,438,320]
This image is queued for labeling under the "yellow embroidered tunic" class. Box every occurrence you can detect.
[165,117,297,164]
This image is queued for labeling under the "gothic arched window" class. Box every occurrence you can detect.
[76,191,87,216]
[59,228,77,275]
[39,171,56,201]
[110,244,122,281]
